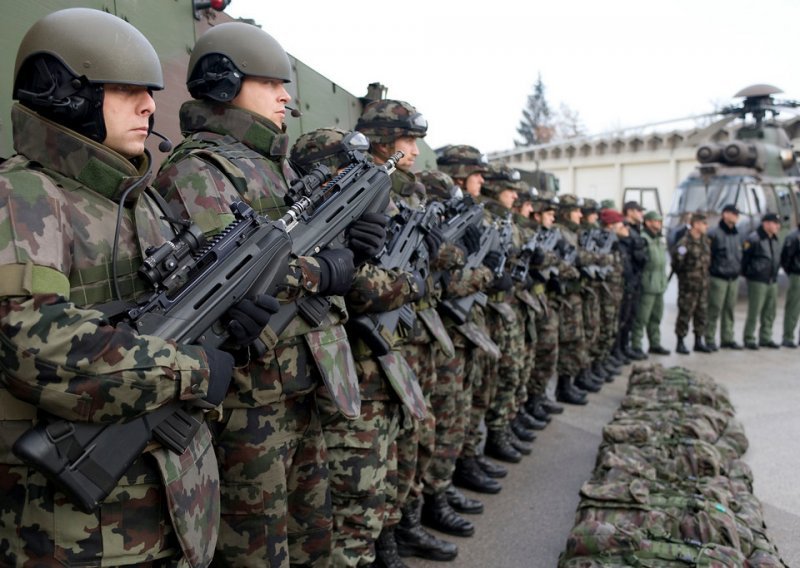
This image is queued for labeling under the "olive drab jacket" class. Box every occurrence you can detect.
[156,100,360,418]
[0,103,220,567]
[641,227,668,295]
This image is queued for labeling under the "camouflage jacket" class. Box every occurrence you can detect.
[155,101,359,417]
[0,104,219,567]
[672,231,711,284]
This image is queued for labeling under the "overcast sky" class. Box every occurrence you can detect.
[227,0,800,154]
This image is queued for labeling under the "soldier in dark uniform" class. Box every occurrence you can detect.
[671,213,712,354]
[742,213,782,350]
[621,201,649,360]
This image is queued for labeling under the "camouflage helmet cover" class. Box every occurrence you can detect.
[355,99,427,145]
[558,193,584,210]
[581,197,599,214]
[14,8,164,91]
[600,198,616,210]
[417,169,460,202]
[290,127,363,173]
[436,144,489,179]
[481,163,523,198]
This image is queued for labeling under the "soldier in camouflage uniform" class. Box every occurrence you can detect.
[555,195,602,399]
[437,146,518,476]
[154,24,374,567]
[0,9,236,566]
[671,213,712,355]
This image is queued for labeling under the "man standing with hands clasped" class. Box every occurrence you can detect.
[706,204,744,350]
[742,213,782,350]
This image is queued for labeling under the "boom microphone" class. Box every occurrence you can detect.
[150,130,174,153]
[286,105,302,118]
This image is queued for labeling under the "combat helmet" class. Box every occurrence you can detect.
[290,128,369,174]
[581,198,599,215]
[355,99,427,145]
[481,163,524,199]
[418,169,462,202]
[187,22,291,102]
[558,193,584,210]
[436,144,489,180]
[514,185,538,209]
[13,7,163,142]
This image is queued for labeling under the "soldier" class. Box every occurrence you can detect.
[671,213,712,354]
[0,8,237,566]
[780,221,800,348]
[154,23,373,567]
[705,204,744,350]
[742,213,782,350]
[631,211,670,355]
[620,201,649,360]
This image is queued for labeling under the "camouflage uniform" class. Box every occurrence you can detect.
[0,103,222,567]
[155,100,360,567]
[672,230,712,339]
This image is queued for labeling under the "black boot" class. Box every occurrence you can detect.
[694,335,713,353]
[452,457,502,494]
[591,361,611,382]
[574,369,601,393]
[510,416,537,442]
[676,336,689,355]
[603,359,622,376]
[539,395,564,414]
[396,499,458,561]
[517,407,548,429]
[524,397,552,423]
[475,454,508,478]
[421,491,475,537]
[556,375,588,405]
[372,526,409,568]
[446,485,484,514]
[507,426,533,455]
[484,428,522,463]
[612,347,631,365]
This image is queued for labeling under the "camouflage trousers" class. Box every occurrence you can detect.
[675,277,709,338]
[516,304,537,410]
[213,395,330,568]
[598,280,622,356]
[318,396,401,567]
[462,306,496,458]
[393,341,436,512]
[485,301,524,431]
[530,295,560,398]
[557,291,588,378]
[582,283,602,359]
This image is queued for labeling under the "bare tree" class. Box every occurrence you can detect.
[552,102,587,141]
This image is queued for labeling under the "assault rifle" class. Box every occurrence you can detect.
[530,228,562,283]
[578,228,617,280]
[13,143,401,513]
[349,200,445,355]
[439,196,484,245]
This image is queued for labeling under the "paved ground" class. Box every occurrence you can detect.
[408,280,800,567]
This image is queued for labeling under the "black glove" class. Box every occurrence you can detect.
[530,247,546,266]
[347,212,388,263]
[461,225,482,255]
[424,226,444,257]
[483,250,503,272]
[202,347,235,406]
[317,248,355,296]
[490,272,513,292]
[226,294,280,347]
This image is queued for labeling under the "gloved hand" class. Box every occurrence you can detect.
[316,248,355,296]
[347,212,388,263]
[482,250,503,272]
[424,226,444,257]
[530,247,546,266]
[490,272,513,292]
[226,294,280,347]
[201,347,235,407]
[461,225,482,255]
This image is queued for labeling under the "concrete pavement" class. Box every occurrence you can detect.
[408,280,800,568]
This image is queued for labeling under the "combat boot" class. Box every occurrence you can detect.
[625,347,648,361]
[524,396,552,423]
[396,499,458,561]
[539,395,564,414]
[574,369,601,393]
[475,454,508,478]
[507,426,533,455]
[484,428,522,463]
[372,526,408,568]
[612,347,631,365]
[676,336,689,354]
[556,375,588,405]
[517,407,547,429]
[603,359,622,375]
[694,336,713,353]
[510,415,537,442]
[421,491,475,537]
[446,485,484,514]
[591,361,611,382]
[452,457,502,494]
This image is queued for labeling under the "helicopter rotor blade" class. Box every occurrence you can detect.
[685,114,738,144]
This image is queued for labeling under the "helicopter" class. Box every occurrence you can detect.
[665,84,800,246]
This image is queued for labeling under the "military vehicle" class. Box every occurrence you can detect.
[0,1,437,169]
[665,84,800,244]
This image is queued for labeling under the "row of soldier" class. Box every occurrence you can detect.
[0,10,662,568]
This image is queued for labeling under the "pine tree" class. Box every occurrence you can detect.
[515,73,554,147]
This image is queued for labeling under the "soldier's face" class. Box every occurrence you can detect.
[584,212,598,224]
[102,84,155,158]
[392,136,419,171]
[498,189,517,209]
[519,202,534,217]
[763,220,780,236]
[569,208,582,224]
[233,77,291,128]
[540,209,555,228]
[464,173,484,197]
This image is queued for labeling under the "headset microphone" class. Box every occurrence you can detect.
[286,106,302,118]
[150,130,174,152]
